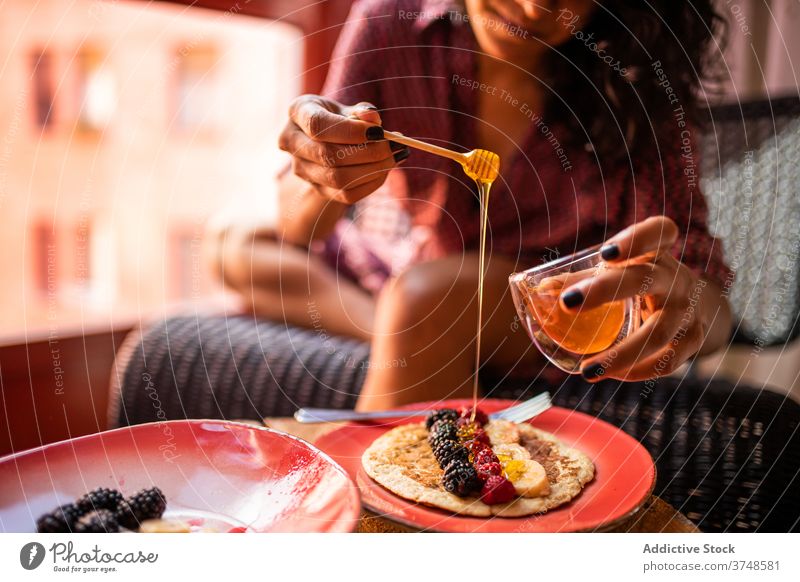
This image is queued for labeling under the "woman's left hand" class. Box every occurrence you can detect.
[560,216,711,382]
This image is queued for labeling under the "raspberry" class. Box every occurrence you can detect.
[116,487,167,530]
[432,439,469,468]
[464,439,490,456]
[442,459,482,497]
[36,503,82,533]
[74,509,120,533]
[459,407,489,426]
[425,409,458,430]
[480,475,516,505]
[472,428,491,445]
[476,462,503,481]
[77,487,124,513]
[474,448,499,467]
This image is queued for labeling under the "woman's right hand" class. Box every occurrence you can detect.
[278,95,408,205]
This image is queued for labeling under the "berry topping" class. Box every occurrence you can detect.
[480,475,517,505]
[36,503,82,533]
[428,420,458,446]
[442,459,482,497]
[474,448,500,467]
[425,409,458,430]
[456,421,477,440]
[476,461,503,481]
[116,487,167,530]
[464,438,490,456]
[472,428,491,445]
[74,509,120,533]
[77,487,124,513]
[432,439,469,467]
[459,407,488,426]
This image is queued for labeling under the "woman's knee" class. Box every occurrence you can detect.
[378,256,485,333]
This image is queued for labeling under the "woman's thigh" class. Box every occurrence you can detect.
[242,231,376,341]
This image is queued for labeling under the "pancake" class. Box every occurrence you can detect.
[362,420,594,517]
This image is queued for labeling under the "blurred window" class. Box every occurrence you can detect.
[173,44,219,132]
[31,50,56,130]
[3,0,302,333]
[76,47,116,133]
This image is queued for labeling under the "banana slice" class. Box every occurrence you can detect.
[138,519,191,533]
[484,420,521,445]
[493,443,531,461]
[508,459,550,498]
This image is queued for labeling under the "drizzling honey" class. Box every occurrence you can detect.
[461,150,500,420]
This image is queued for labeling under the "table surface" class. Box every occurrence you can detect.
[262,417,700,533]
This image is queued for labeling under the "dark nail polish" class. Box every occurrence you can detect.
[366,126,384,141]
[393,146,410,163]
[561,290,584,309]
[581,363,604,381]
[601,244,620,260]
[389,141,405,152]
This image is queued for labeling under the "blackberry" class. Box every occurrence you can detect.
[74,509,120,533]
[428,420,458,445]
[425,409,458,430]
[432,439,469,468]
[442,459,482,497]
[36,503,82,533]
[77,487,124,513]
[116,487,167,530]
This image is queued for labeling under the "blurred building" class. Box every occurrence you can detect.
[0,0,301,333]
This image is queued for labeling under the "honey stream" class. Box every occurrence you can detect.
[469,174,495,418]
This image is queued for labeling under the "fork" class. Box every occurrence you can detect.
[293,392,551,424]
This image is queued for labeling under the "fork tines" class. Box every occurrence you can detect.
[492,392,552,424]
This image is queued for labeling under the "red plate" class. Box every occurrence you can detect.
[0,420,360,533]
[316,399,655,532]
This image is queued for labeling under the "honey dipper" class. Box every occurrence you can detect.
[384,130,500,183]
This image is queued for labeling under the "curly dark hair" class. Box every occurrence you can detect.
[548,0,725,160]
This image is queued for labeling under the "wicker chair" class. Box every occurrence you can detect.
[109,96,800,532]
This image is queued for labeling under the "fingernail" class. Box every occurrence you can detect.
[389,141,405,152]
[601,244,620,260]
[362,104,379,111]
[366,126,384,141]
[393,146,410,163]
[561,289,584,309]
[581,363,604,381]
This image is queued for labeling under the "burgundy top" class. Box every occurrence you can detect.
[320,0,731,289]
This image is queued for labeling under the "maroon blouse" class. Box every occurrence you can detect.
[320,0,731,289]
